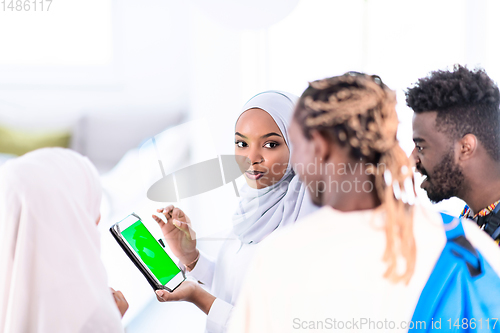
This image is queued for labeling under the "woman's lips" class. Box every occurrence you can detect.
[245,170,264,180]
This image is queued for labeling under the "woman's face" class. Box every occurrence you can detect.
[235,108,289,189]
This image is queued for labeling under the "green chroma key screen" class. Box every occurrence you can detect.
[121,220,180,285]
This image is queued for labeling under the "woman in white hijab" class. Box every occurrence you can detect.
[0,148,127,333]
[152,91,316,333]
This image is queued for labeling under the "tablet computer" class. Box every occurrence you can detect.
[110,213,185,292]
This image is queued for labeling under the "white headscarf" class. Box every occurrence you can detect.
[232,91,317,244]
[0,148,123,333]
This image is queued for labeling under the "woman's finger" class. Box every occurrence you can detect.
[152,215,165,228]
[160,205,175,220]
[173,219,188,232]
[114,290,124,300]
[152,214,176,233]
[173,219,196,240]
[158,205,174,213]
[155,290,167,302]
[172,207,183,221]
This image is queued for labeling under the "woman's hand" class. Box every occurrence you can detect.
[155,280,216,315]
[152,205,198,267]
[110,288,129,318]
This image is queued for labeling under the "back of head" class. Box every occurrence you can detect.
[0,148,121,332]
[1,147,102,224]
[295,72,416,284]
[406,65,500,161]
[296,73,399,162]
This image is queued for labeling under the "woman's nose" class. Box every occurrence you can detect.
[248,149,264,165]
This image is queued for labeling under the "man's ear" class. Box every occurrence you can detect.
[458,133,477,161]
[309,130,330,161]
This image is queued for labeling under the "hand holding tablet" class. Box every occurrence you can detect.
[151,205,199,270]
[110,213,185,292]
[110,288,129,317]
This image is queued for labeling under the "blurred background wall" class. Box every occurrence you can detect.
[1,0,499,331]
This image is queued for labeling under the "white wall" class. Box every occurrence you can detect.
[0,0,192,130]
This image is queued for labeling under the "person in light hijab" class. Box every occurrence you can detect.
[0,148,128,333]
[151,91,317,332]
[227,73,500,333]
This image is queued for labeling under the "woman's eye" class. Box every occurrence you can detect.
[264,142,279,149]
[416,145,423,152]
[235,141,247,148]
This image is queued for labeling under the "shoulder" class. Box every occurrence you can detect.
[258,207,333,250]
[253,206,386,270]
[249,207,330,272]
[462,218,500,276]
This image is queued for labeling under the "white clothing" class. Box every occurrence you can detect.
[190,234,255,333]
[228,204,500,333]
[0,148,123,333]
[190,204,311,333]
[188,91,317,333]
[189,227,299,332]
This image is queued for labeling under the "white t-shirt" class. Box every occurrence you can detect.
[228,204,500,333]
[189,233,259,333]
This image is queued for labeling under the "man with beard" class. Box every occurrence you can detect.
[228,72,500,333]
[406,65,500,244]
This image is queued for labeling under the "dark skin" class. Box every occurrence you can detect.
[288,118,380,211]
[152,206,215,315]
[151,108,290,315]
[412,111,500,215]
[235,108,290,189]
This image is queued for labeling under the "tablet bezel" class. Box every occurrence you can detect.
[110,213,185,292]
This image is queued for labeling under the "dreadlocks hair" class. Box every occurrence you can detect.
[295,72,416,284]
[406,65,500,161]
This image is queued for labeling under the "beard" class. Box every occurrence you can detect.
[417,150,465,203]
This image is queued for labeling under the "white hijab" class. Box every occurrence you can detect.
[232,91,317,244]
[0,148,123,333]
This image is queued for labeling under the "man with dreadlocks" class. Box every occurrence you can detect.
[407,65,500,245]
[227,73,500,333]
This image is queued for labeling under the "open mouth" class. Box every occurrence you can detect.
[415,166,429,189]
[245,170,265,180]
[420,175,429,189]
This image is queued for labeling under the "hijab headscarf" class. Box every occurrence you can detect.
[232,91,317,244]
[0,148,123,333]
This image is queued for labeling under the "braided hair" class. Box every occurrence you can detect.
[295,72,416,284]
